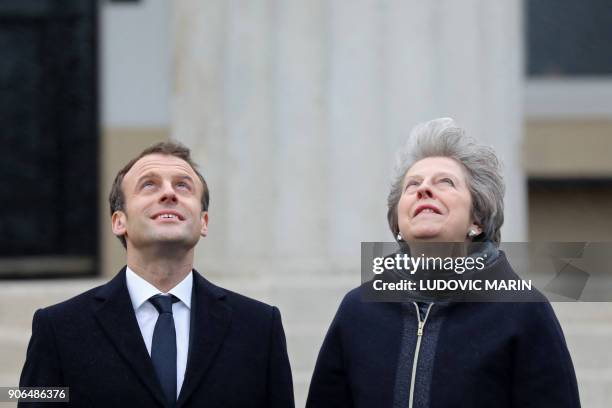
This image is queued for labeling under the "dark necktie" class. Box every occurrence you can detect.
[149,294,179,406]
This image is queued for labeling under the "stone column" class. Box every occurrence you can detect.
[172,1,524,402]
[172,0,525,276]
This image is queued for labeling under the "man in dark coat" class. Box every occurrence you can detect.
[19,142,294,408]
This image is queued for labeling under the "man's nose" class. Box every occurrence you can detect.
[159,182,178,203]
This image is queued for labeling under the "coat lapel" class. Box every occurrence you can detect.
[93,268,168,407]
[177,270,232,407]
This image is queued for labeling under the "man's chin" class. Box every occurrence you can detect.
[134,235,200,250]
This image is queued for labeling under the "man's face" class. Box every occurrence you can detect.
[111,154,208,251]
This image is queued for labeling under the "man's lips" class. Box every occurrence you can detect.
[413,204,442,217]
[150,210,185,221]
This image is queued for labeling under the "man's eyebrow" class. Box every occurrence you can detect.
[175,174,195,182]
[135,172,160,186]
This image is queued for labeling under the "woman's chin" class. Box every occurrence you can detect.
[407,229,443,241]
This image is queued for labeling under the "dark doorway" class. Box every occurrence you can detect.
[0,0,98,277]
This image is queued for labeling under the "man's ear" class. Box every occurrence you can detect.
[111,211,127,238]
[200,211,209,237]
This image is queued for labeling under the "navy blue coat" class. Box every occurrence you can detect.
[306,252,581,408]
[19,268,294,407]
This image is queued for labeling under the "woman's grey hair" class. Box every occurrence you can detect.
[387,117,505,244]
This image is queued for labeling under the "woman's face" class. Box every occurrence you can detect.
[397,156,481,242]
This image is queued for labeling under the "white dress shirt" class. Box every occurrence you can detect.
[125,267,192,398]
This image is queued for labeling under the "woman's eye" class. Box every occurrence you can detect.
[440,178,454,186]
[405,180,419,190]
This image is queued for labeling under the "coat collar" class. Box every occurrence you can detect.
[93,267,232,408]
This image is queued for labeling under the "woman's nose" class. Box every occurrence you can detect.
[416,182,433,199]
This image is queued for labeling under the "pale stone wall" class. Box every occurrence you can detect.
[171,1,527,405]
[2,1,611,407]
[172,0,526,269]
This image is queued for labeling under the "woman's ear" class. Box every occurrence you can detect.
[467,222,482,238]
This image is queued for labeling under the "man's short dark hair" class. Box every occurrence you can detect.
[108,141,210,248]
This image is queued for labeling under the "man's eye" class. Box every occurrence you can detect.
[142,181,155,188]
[177,182,191,190]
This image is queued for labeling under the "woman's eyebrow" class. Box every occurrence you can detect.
[435,172,457,179]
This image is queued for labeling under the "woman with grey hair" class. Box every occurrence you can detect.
[306,118,580,408]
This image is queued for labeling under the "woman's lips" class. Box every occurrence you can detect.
[415,208,438,216]
[413,204,442,217]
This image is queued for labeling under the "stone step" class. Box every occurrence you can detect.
[573,370,612,408]
[551,302,612,322]
[562,324,612,371]
[0,280,104,330]
[2,280,612,407]
[5,321,611,372]
[0,327,316,407]
[0,331,28,385]
[292,371,312,408]
[285,325,327,373]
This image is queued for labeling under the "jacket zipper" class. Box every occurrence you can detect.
[408,302,434,408]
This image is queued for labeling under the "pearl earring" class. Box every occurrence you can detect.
[468,229,479,238]
[396,232,404,241]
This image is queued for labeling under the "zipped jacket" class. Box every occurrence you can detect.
[306,251,581,408]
